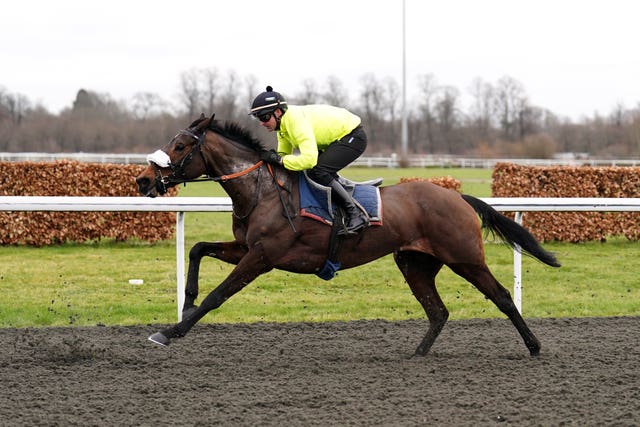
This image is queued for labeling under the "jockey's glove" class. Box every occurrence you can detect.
[260,150,283,166]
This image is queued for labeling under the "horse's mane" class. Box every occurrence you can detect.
[193,116,267,152]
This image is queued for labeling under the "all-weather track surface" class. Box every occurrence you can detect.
[1,317,638,426]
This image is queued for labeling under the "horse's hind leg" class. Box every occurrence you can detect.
[183,241,247,317]
[449,262,541,356]
[394,250,447,357]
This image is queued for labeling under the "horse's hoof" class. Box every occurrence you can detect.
[148,332,170,346]
[413,345,429,357]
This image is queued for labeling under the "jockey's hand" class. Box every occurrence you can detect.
[260,150,283,166]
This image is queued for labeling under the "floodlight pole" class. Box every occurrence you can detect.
[400,0,409,166]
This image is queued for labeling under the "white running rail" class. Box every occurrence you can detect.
[2,196,640,317]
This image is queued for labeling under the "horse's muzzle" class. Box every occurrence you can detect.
[135,175,165,198]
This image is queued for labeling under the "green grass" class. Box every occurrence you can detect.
[342,166,492,196]
[1,167,638,328]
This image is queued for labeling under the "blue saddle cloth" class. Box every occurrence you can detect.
[298,172,383,226]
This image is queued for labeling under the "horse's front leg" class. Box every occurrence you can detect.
[183,241,248,317]
[149,243,270,346]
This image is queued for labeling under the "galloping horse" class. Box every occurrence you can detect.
[136,114,560,357]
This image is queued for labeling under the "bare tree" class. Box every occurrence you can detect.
[244,74,259,106]
[434,85,460,153]
[609,102,626,127]
[415,73,438,153]
[72,89,125,120]
[240,74,268,136]
[294,78,319,104]
[0,86,10,122]
[519,133,558,158]
[178,68,202,117]
[552,118,582,153]
[468,77,494,136]
[516,100,542,139]
[129,92,167,120]
[322,75,349,106]
[381,77,400,150]
[217,70,240,119]
[358,73,386,147]
[201,67,220,115]
[382,77,400,123]
[630,106,640,155]
[5,67,640,158]
[1,92,31,125]
[493,75,526,141]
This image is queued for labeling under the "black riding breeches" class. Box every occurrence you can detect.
[306,125,367,186]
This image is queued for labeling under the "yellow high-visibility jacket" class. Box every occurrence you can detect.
[276,104,361,171]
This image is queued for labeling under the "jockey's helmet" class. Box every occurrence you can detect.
[249,86,288,116]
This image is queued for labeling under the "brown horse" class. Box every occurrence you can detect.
[135,114,560,357]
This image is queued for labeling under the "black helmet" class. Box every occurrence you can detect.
[249,86,288,116]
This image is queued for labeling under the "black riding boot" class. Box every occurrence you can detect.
[329,180,369,234]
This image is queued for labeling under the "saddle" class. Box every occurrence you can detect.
[298,172,383,226]
[297,172,383,280]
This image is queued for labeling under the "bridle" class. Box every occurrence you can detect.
[146,122,296,231]
[147,127,264,192]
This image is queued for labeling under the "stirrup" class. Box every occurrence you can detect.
[345,214,369,234]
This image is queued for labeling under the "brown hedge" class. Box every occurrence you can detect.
[399,176,462,192]
[492,163,640,242]
[0,161,177,246]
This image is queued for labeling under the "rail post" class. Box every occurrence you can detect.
[513,211,523,313]
[176,211,186,321]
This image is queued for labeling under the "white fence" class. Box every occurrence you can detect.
[2,196,640,318]
[352,156,640,168]
[0,196,231,321]
[3,152,640,168]
[483,197,640,313]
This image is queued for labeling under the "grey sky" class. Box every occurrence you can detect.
[3,0,638,119]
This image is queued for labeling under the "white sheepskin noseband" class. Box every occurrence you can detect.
[146,150,171,168]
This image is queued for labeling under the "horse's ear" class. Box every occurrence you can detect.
[208,113,216,129]
[199,112,205,120]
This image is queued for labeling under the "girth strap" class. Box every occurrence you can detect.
[315,209,346,280]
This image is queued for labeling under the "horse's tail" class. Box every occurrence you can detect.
[461,194,561,267]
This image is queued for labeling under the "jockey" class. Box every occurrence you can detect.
[250,86,369,234]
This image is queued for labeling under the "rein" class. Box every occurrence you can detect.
[162,159,264,185]
[266,164,297,233]
[150,128,264,187]
[215,161,264,183]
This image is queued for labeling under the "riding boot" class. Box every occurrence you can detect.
[329,180,369,234]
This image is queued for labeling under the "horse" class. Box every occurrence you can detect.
[135,114,560,357]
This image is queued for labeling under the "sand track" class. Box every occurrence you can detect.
[1,317,638,426]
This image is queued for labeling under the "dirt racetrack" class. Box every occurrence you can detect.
[1,317,638,426]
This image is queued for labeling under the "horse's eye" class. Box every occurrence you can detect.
[175,142,185,152]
